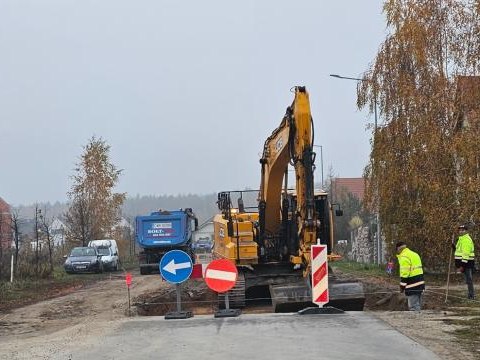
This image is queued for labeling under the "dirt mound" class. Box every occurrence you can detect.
[39,298,87,320]
[134,280,217,316]
[133,275,413,314]
[361,277,459,312]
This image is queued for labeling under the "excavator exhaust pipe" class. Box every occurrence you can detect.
[270,279,365,313]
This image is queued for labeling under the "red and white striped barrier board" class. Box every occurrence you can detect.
[311,244,329,307]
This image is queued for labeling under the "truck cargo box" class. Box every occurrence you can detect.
[135,209,198,275]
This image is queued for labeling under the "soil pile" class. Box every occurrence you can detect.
[134,280,217,315]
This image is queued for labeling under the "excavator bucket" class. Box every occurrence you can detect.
[270,277,365,313]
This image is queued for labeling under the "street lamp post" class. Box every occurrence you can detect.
[329,74,382,265]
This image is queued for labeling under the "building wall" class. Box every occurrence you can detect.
[51,218,67,247]
[349,226,373,263]
[349,225,388,264]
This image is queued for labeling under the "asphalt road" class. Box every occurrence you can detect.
[59,312,439,360]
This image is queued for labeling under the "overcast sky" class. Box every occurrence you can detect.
[0,0,386,206]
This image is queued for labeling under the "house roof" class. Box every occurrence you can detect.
[333,178,366,201]
[0,197,10,211]
[51,218,66,230]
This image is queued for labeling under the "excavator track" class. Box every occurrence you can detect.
[218,271,246,309]
[270,278,365,312]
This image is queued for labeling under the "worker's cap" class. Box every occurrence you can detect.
[458,224,468,230]
[395,242,407,250]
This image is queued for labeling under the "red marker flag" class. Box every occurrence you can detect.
[125,273,132,287]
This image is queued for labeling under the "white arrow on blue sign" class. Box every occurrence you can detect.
[159,250,193,284]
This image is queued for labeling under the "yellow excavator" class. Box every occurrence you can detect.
[213,86,365,312]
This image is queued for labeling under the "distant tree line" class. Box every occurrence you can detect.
[15,193,220,229]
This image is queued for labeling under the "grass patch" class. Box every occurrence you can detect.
[332,260,468,286]
[119,258,138,271]
[444,315,480,351]
[0,259,137,312]
[0,267,111,311]
[438,289,480,353]
[332,260,391,278]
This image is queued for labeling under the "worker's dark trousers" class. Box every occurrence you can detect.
[407,292,422,311]
[464,268,475,299]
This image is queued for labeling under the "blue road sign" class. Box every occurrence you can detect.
[159,250,193,284]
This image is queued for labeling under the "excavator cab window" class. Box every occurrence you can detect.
[332,203,344,217]
[237,197,245,213]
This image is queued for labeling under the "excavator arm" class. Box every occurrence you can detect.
[258,86,317,275]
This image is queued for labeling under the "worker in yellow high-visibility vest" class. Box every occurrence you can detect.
[453,224,475,300]
[396,242,425,311]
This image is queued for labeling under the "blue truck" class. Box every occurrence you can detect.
[135,208,198,275]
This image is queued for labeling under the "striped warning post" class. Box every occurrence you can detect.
[311,244,329,307]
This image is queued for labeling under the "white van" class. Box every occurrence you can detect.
[88,239,119,271]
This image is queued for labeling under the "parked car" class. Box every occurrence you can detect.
[88,239,119,272]
[64,247,103,274]
[193,237,213,252]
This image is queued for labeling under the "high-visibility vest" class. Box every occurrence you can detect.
[396,247,425,295]
[455,233,475,267]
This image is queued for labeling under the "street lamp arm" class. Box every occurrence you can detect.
[329,74,365,82]
[330,73,377,129]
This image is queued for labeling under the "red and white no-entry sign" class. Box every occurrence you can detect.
[204,259,238,293]
[311,245,329,306]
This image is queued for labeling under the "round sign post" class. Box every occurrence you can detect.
[159,250,194,319]
[204,259,241,318]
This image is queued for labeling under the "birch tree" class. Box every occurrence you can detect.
[358,0,480,267]
[65,137,126,245]
[10,209,21,273]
